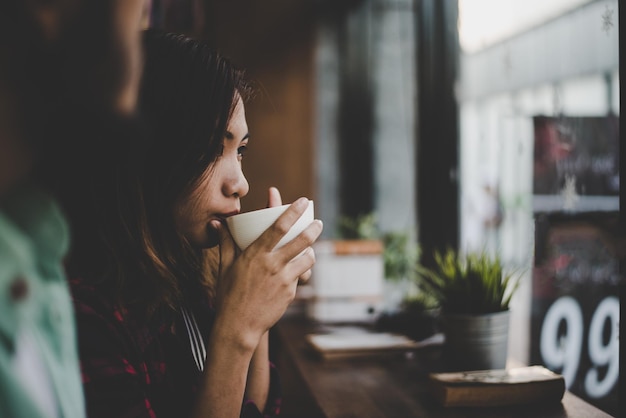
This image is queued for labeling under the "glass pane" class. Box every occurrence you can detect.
[458,1,619,415]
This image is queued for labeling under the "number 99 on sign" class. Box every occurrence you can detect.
[539,296,619,399]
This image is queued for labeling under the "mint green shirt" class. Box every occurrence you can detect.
[0,187,85,418]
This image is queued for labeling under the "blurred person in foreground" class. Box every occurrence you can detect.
[64,29,323,417]
[0,1,145,417]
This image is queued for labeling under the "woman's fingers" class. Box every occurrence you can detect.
[267,186,282,208]
[282,246,317,282]
[277,219,323,263]
[254,197,311,251]
[298,269,312,284]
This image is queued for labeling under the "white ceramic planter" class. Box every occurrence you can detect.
[307,239,384,323]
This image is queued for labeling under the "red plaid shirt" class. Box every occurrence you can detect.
[70,278,281,418]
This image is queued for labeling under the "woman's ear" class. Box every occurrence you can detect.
[24,0,80,42]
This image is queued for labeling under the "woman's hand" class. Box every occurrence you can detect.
[266,187,314,285]
[196,187,321,418]
[212,187,323,352]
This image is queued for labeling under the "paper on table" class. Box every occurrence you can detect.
[306,329,444,357]
[308,333,414,350]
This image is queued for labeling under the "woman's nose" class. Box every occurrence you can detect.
[224,165,249,198]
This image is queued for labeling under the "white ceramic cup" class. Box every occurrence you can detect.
[225,200,314,250]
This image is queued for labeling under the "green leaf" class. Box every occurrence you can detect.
[413,249,522,314]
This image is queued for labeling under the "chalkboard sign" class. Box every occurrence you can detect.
[530,212,622,417]
[533,115,619,196]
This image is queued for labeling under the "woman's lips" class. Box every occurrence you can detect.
[222,210,240,218]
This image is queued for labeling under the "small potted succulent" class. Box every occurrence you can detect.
[414,249,521,371]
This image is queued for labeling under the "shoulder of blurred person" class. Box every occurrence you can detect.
[0,0,144,417]
[0,186,85,418]
[0,0,91,418]
[26,0,147,306]
[0,2,86,417]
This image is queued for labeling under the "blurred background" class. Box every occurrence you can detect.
[146,0,620,415]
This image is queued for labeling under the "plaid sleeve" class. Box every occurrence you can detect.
[72,282,157,418]
[241,361,282,418]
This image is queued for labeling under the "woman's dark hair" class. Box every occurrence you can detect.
[135,29,251,312]
[61,29,251,317]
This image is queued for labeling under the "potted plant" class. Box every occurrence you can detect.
[414,248,521,371]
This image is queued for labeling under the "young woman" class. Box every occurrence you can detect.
[64,29,322,418]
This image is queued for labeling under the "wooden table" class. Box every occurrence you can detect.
[270,315,614,418]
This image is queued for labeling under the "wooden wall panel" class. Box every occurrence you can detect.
[201,0,317,212]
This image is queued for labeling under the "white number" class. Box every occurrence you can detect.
[584,296,619,398]
[540,296,583,388]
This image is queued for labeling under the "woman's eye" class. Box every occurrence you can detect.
[237,145,248,158]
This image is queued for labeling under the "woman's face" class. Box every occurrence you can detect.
[175,98,250,248]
